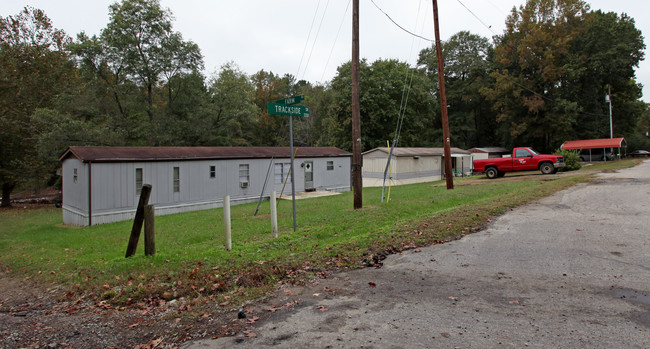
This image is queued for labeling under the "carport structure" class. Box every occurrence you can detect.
[560,137,626,162]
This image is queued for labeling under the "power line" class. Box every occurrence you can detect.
[455,0,497,36]
[320,0,351,82]
[296,0,322,79]
[301,0,331,81]
[369,0,433,42]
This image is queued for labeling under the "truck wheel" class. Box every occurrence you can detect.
[485,167,499,179]
[540,162,554,174]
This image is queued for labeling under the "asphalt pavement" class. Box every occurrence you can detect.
[185,160,650,348]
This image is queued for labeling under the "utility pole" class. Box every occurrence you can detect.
[432,0,454,190]
[352,0,363,208]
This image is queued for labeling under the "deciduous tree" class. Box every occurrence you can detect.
[0,7,75,206]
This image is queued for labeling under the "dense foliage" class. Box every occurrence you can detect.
[1,0,648,204]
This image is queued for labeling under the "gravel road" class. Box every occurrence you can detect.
[186,160,650,348]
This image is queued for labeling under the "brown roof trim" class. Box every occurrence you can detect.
[59,146,352,163]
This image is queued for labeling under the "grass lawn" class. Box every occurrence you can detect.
[0,159,640,305]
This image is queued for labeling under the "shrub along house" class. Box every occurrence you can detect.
[59,146,351,226]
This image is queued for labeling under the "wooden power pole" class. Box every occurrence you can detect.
[432,0,454,190]
[352,0,363,208]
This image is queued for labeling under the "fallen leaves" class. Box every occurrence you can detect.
[246,316,260,324]
[242,329,257,338]
[368,281,377,288]
[316,305,328,312]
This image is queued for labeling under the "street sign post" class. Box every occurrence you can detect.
[265,95,309,232]
[267,103,310,117]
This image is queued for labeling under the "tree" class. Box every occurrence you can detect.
[566,10,645,140]
[419,31,498,148]
[100,0,203,145]
[205,63,259,145]
[0,7,75,207]
[484,0,591,152]
[68,32,146,145]
[322,59,436,151]
[250,70,293,146]
[484,0,646,152]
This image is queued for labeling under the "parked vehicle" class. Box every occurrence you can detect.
[578,149,615,162]
[628,150,650,157]
[473,147,565,179]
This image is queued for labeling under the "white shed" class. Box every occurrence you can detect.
[59,146,351,226]
[362,147,472,187]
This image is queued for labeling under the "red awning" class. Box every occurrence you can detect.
[560,138,626,150]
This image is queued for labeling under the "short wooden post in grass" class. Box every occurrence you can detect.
[270,190,278,238]
[144,204,155,256]
[125,184,152,258]
[224,195,232,250]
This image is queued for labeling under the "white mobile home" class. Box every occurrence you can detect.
[60,146,352,226]
[362,147,472,187]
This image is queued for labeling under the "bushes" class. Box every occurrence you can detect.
[554,149,582,172]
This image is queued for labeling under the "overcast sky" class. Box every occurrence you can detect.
[2,0,649,101]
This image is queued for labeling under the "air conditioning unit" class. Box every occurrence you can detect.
[240,181,249,188]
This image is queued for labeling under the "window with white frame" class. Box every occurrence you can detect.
[209,165,216,178]
[274,163,291,184]
[135,168,143,195]
[73,168,78,183]
[173,167,180,193]
[239,164,249,188]
[327,161,334,170]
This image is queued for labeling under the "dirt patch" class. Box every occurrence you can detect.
[0,272,251,348]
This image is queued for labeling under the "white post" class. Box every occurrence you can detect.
[224,195,231,250]
[270,190,278,238]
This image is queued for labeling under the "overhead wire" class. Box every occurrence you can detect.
[320,0,351,82]
[382,0,429,202]
[369,0,433,43]
[296,0,322,79]
[300,0,331,81]
[455,0,498,36]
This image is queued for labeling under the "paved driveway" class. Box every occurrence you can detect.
[186,161,650,348]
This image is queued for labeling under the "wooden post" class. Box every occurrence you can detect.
[224,195,232,250]
[432,0,454,190]
[351,0,363,209]
[144,204,155,256]
[270,190,278,238]
[125,184,152,258]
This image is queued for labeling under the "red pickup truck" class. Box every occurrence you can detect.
[473,147,565,179]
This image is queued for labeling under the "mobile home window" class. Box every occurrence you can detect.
[73,168,78,183]
[239,164,249,187]
[274,163,291,184]
[274,163,283,184]
[327,161,334,171]
[209,165,216,178]
[135,168,143,195]
[173,167,180,193]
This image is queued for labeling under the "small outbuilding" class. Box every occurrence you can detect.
[59,146,351,226]
[468,147,509,160]
[560,138,626,162]
[362,147,472,187]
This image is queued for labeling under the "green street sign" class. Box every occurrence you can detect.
[276,95,304,105]
[267,103,310,117]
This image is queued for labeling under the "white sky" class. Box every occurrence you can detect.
[2,0,649,101]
